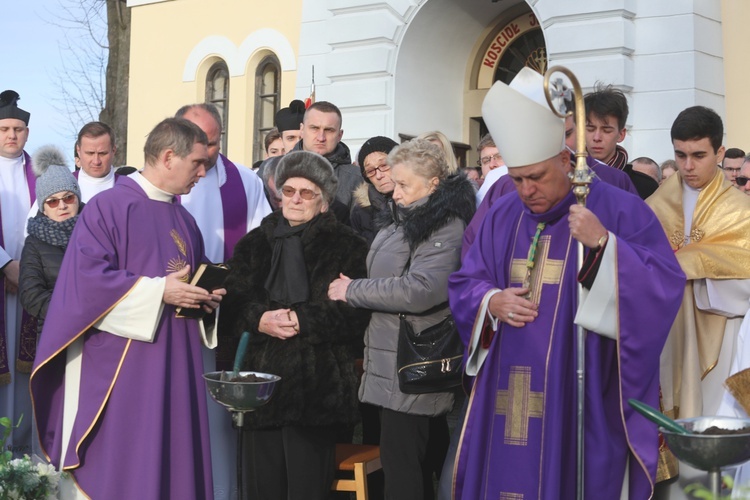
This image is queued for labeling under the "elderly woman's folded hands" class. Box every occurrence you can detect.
[258,308,300,339]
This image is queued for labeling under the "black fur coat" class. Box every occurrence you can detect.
[219,210,371,429]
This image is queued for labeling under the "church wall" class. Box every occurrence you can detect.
[126,0,742,167]
[536,0,725,165]
[126,0,303,166]
[721,0,750,152]
[296,0,417,156]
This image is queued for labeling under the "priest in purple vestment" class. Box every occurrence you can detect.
[448,68,685,500]
[30,118,225,500]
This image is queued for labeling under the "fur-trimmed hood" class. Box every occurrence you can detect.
[353,181,390,211]
[378,174,475,251]
[353,182,372,209]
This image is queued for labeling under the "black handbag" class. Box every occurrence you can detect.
[396,312,464,394]
[395,254,463,394]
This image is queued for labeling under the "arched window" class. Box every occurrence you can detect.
[206,61,230,154]
[254,55,281,163]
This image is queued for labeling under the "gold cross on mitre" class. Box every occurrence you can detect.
[496,366,544,446]
[510,234,563,304]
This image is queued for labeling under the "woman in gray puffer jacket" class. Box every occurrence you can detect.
[329,138,475,500]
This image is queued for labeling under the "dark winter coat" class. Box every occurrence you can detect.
[349,182,390,246]
[19,235,64,335]
[219,210,371,429]
[346,174,476,416]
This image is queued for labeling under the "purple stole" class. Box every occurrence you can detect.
[218,154,247,260]
[213,155,249,371]
[0,151,38,384]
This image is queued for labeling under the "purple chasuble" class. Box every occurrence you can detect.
[218,154,248,260]
[462,156,638,259]
[30,176,213,500]
[449,179,684,500]
[0,151,37,383]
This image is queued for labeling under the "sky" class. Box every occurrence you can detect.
[4,2,106,166]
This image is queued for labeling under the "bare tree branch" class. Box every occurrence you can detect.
[40,0,129,165]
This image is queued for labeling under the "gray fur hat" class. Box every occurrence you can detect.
[33,146,81,209]
[274,151,338,204]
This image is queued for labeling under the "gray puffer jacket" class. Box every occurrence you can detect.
[346,174,475,416]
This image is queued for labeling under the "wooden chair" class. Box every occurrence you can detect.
[331,443,382,500]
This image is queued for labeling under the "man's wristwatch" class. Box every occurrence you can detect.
[594,233,608,251]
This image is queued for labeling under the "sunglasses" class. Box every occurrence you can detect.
[44,193,77,209]
[737,176,750,187]
[281,185,321,200]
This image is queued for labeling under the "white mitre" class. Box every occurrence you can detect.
[481,67,565,168]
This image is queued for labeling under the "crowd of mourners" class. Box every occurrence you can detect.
[2,63,750,500]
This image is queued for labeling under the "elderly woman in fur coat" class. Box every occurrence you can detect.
[219,150,370,500]
[329,139,476,500]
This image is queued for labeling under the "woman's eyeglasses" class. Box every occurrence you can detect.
[365,164,390,178]
[281,185,321,200]
[737,176,750,187]
[44,193,77,209]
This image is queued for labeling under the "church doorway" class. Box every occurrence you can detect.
[469,11,547,159]
[393,0,547,167]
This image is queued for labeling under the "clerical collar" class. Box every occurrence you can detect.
[78,166,115,185]
[0,154,24,170]
[132,172,175,203]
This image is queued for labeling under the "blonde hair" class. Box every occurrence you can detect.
[388,138,449,181]
[416,130,459,174]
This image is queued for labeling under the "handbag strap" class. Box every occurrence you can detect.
[398,251,449,319]
[399,252,411,320]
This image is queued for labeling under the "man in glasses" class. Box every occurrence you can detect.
[647,106,750,496]
[721,147,746,187]
[32,117,225,499]
[737,156,750,194]
[0,90,36,458]
[475,133,507,204]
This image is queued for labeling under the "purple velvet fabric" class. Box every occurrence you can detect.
[448,179,685,499]
[30,176,213,500]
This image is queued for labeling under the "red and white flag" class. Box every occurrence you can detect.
[305,66,316,109]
